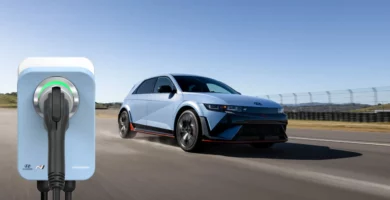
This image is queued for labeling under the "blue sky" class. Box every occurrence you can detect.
[0,0,389,103]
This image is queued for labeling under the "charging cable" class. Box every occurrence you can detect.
[64,181,76,200]
[43,87,69,200]
[37,181,50,200]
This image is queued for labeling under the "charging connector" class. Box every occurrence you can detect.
[63,181,76,200]
[43,86,69,200]
[37,181,50,200]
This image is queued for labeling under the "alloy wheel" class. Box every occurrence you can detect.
[119,112,128,137]
[177,113,197,148]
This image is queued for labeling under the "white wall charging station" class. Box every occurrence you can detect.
[17,57,96,200]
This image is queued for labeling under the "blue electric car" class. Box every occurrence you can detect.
[118,74,288,152]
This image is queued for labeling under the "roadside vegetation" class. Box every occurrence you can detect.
[289,120,390,133]
[0,92,17,108]
[352,104,390,113]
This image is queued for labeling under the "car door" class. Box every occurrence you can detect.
[147,76,182,132]
[129,77,157,126]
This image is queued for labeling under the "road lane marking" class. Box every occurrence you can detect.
[210,154,390,198]
[289,136,390,147]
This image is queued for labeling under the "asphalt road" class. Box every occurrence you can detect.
[1,108,390,200]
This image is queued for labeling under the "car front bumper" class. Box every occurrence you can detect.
[200,112,288,143]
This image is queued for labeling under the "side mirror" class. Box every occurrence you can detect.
[158,85,174,93]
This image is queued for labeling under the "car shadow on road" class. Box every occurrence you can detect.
[202,143,362,160]
[135,135,362,160]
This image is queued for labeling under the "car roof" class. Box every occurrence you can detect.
[142,73,208,80]
[169,73,202,77]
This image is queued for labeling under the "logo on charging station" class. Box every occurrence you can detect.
[36,165,45,170]
[23,164,33,170]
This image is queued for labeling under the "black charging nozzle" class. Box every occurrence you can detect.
[37,181,50,200]
[43,86,69,200]
[64,180,76,200]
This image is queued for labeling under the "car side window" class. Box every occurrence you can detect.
[135,78,158,94]
[154,77,174,93]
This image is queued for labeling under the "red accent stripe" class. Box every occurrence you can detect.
[202,139,287,144]
[129,123,135,131]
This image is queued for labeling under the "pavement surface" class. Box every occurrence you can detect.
[1,108,390,200]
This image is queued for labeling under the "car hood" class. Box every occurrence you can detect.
[183,93,281,108]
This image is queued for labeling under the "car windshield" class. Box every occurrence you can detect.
[173,75,240,94]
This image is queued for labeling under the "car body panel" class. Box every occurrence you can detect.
[198,103,227,130]
[126,95,148,125]
[119,81,141,123]
[147,92,183,130]
[119,102,132,121]
[216,125,243,140]
[175,101,205,117]
[146,76,183,130]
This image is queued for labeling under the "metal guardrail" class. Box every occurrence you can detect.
[259,86,390,113]
[286,111,390,123]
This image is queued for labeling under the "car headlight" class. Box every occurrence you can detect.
[203,104,246,112]
[278,107,284,113]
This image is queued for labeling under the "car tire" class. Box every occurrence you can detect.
[250,143,274,149]
[175,109,203,152]
[118,110,137,139]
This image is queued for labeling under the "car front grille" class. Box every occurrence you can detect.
[234,124,287,141]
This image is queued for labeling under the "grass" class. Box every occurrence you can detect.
[0,93,17,108]
[352,103,390,113]
[288,120,390,133]
[0,104,17,108]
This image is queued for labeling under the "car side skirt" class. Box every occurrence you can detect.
[132,123,175,138]
[131,120,288,144]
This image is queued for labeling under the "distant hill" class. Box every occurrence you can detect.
[0,92,121,109]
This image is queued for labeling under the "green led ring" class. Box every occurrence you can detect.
[33,77,79,118]
[38,80,72,100]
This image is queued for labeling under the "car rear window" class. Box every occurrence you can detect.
[135,78,157,94]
